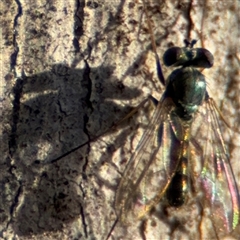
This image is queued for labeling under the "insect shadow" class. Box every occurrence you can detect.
[4,59,146,237]
[1,1,159,238]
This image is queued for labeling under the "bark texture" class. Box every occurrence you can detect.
[1,0,239,239]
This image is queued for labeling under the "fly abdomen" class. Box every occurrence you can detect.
[166,157,189,207]
[166,172,188,207]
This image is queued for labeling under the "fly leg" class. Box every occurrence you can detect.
[142,0,165,86]
[112,95,158,127]
[44,95,158,164]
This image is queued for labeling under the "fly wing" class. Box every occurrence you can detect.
[191,98,240,233]
[115,96,179,223]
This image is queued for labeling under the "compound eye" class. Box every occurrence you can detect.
[192,48,214,68]
[163,47,183,67]
[163,46,214,68]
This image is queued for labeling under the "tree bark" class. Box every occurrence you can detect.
[1,0,239,239]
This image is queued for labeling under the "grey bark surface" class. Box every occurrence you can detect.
[1,0,239,239]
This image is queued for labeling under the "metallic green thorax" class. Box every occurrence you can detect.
[166,67,207,120]
[163,42,213,120]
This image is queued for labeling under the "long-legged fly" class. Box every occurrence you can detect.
[109,1,240,239]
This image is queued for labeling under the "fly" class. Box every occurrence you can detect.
[112,2,240,238]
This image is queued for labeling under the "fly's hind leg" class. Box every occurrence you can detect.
[46,95,158,164]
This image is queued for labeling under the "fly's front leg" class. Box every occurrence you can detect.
[142,0,166,86]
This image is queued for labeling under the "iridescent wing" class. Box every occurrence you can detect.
[115,92,240,234]
[115,95,185,223]
[191,98,240,234]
